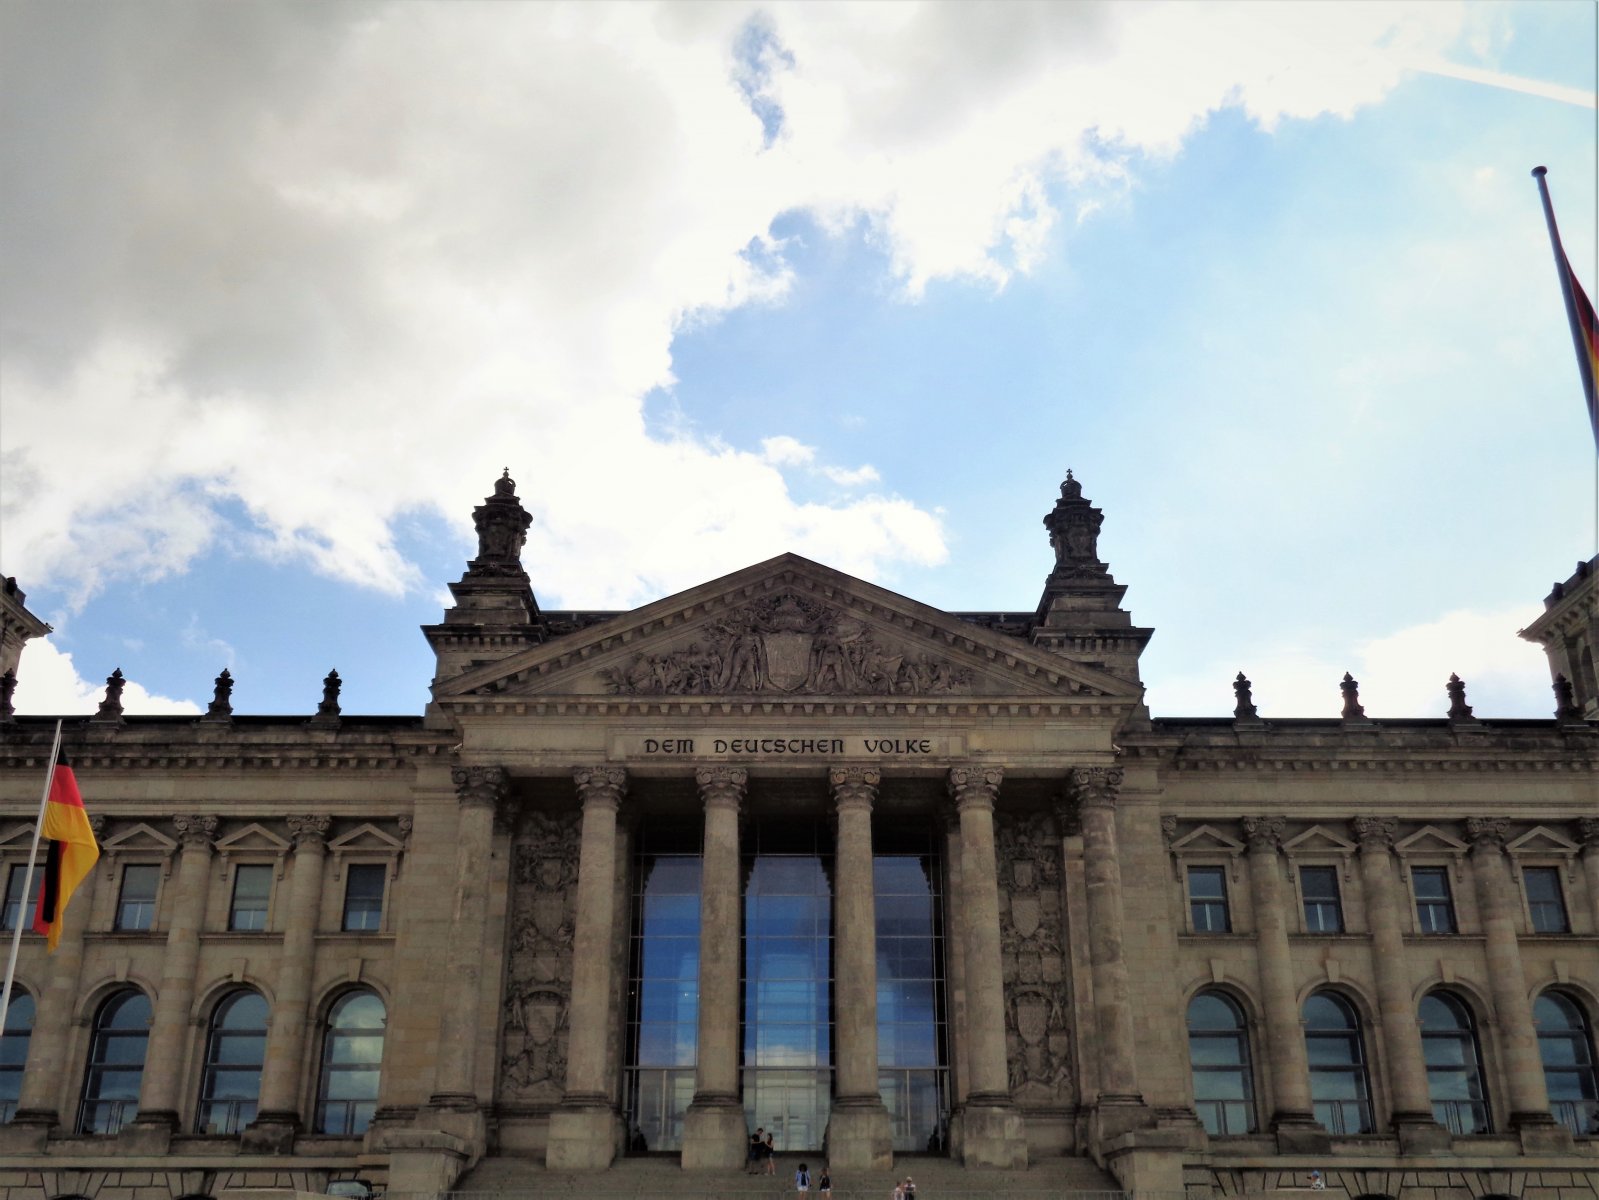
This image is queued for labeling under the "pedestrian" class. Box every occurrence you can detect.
[796,1162,811,1195]
[818,1167,832,1199]
[903,1177,916,1200]
[892,1181,905,1200]
[1310,1171,1325,1191]
[764,1127,777,1174]
[747,1127,764,1174]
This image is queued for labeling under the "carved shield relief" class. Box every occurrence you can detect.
[501,813,581,1103]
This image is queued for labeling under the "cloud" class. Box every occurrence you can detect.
[11,641,201,717]
[0,1,1475,611]
[1147,604,1553,719]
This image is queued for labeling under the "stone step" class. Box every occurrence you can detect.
[449,1153,1124,1198]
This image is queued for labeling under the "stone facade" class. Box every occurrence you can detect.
[0,473,1594,1200]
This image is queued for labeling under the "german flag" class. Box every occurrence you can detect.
[1533,167,1599,451]
[31,758,98,952]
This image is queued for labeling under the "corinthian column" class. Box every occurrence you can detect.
[429,766,506,1109]
[1466,818,1565,1149]
[129,814,218,1143]
[825,767,892,1169]
[1067,767,1142,1109]
[1241,815,1322,1150]
[681,766,748,1170]
[245,814,330,1152]
[547,766,627,1169]
[947,765,1026,1168]
[1352,817,1447,1152]
[1580,819,1599,930]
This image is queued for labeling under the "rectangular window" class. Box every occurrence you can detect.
[228,864,273,932]
[1411,867,1456,934]
[1300,866,1344,933]
[1,864,27,932]
[115,863,160,931]
[1523,866,1570,933]
[1188,865,1231,932]
[342,864,386,932]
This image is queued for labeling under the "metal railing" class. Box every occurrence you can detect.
[197,1098,257,1135]
[317,1099,377,1136]
[1194,1099,1254,1136]
[1312,1099,1372,1136]
[1432,1098,1490,1135]
[77,1098,135,1135]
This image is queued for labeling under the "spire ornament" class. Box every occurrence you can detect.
[1233,672,1258,721]
[466,469,534,580]
[1446,673,1476,723]
[203,668,234,722]
[93,668,126,723]
[1041,470,1108,582]
[1554,673,1583,723]
[1340,672,1365,721]
[310,669,342,728]
[0,669,14,723]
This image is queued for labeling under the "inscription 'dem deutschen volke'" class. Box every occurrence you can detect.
[611,734,965,759]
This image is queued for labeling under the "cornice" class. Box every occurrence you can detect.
[436,696,1131,719]
[0,727,452,774]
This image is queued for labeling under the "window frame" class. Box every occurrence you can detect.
[1419,989,1492,1135]
[315,988,387,1137]
[1297,864,1346,934]
[196,989,269,1135]
[0,986,34,1124]
[1184,864,1233,934]
[78,988,153,1135]
[1534,990,1598,1138]
[1,862,29,933]
[1519,865,1571,935]
[340,862,388,933]
[113,862,163,933]
[1302,990,1374,1134]
[1185,988,1258,1136]
[226,862,275,933]
[1409,865,1458,935]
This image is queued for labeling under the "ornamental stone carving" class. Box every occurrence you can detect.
[287,814,331,846]
[829,767,880,811]
[948,764,1003,809]
[501,810,581,1102]
[1242,815,1286,853]
[598,592,974,697]
[172,814,218,846]
[696,766,748,810]
[452,765,508,809]
[1466,817,1510,852]
[573,765,626,810]
[1065,765,1122,811]
[996,811,1072,1105]
[1579,818,1599,850]
[1353,816,1397,851]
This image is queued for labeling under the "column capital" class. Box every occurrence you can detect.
[1242,814,1285,854]
[1579,817,1599,851]
[1065,764,1122,811]
[287,814,331,847]
[1466,816,1510,854]
[172,814,218,847]
[696,765,747,811]
[947,764,1002,810]
[451,764,508,809]
[829,766,879,812]
[573,765,627,811]
[1353,815,1398,851]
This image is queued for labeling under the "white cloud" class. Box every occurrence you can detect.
[0,1,1477,611]
[11,641,201,717]
[759,435,816,466]
[1147,604,1553,719]
[819,464,880,487]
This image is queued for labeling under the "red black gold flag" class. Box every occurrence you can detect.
[1533,166,1599,450]
[31,761,99,952]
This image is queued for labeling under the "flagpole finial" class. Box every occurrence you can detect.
[1532,165,1548,178]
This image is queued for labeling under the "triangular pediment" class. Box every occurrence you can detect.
[101,822,177,855]
[1507,825,1579,857]
[0,823,34,851]
[328,823,404,854]
[1168,825,1245,855]
[1395,825,1468,856]
[1283,824,1357,855]
[214,823,290,857]
[437,555,1141,704]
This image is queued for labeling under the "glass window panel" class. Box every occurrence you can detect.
[1307,1036,1361,1065]
[1187,993,1245,1030]
[116,865,160,931]
[1,865,27,932]
[643,892,701,936]
[1188,867,1226,898]
[1188,1038,1247,1067]
[342,864,385,932]
[639,937,698,979]
[213,1034,267,1065]
[1193,1072,1251,1101]
[1539,1037,1582,1067]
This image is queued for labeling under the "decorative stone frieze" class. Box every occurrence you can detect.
[996,811,1072,1105]
[500,811,581,1102]
[452,764,507,809]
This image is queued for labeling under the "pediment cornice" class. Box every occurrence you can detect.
[435,555,1141,706]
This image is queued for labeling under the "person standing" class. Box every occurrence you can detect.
[818,1167,832,1199]
[748,1127,764,1174]
[796,1163,811,1195]
[764,1127,777,1174]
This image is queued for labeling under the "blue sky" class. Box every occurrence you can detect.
[1,1,1595,720]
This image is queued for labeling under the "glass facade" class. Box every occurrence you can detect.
[1187,990,1255,1135]
[316,989,386,1135]
[79,990,152,1134]
[197,990,268,1133]
[1535,991,1598,1136]
[1304,992,1372,1133]
[742,820,833,1153]
[1420,991,1490,1134]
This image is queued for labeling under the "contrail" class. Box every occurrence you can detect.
[1406,58,1596,110]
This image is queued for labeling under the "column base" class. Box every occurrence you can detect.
[120,1111,177,1153]
[546,1098,623,1170]
[0,1110,53,1153]
[417,1096,487,1169]
[1270,1111,1331,1154]
[1391,1111,1452,1154]
[240,1110,302,1154]
[1092,1093,1155,1142]
[958,1096,1027,1169]
[681,1096,748,1170]
[385,1129,474,1194]
[824,1096,893,1170]
[1512,1111,1574,1154]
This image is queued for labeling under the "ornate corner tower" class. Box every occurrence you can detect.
[422,470,547,691]
[1031,472,1152,686]
[1520,555,1599,720]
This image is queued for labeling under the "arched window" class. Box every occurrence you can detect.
[1535,991,1598,1136]
[1303,992,1373,1134]
[1187,991,1255,1135]
[1420,991,1490,1134]
[316,989,385,1135]
[1,989,34,1123]
[79,990,152,1134]
[197,990,268,1134]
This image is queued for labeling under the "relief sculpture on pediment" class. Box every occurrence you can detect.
[501,811,580,1103]
[996,811,1073,1106]
[599,592,974,696]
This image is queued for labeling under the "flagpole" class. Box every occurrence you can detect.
[0,718,62,1041]
[1531,166,1599,449]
